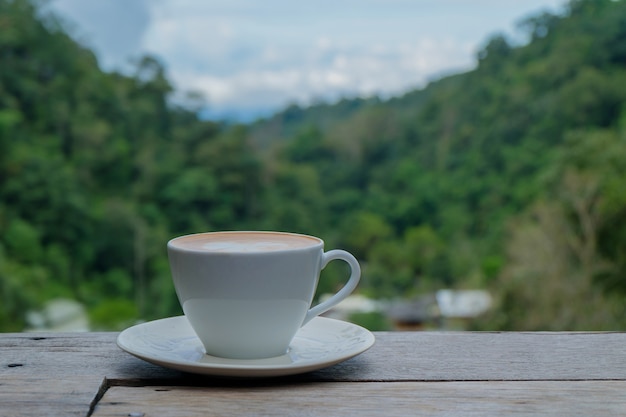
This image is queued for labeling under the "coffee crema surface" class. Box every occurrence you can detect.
[170,232,321,253]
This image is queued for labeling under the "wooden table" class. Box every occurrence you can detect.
[1,331,626,416]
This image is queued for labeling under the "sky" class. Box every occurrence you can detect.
[49,0,567,121]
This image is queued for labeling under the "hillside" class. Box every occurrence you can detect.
[1,0,625,331]
[248,0,626,329]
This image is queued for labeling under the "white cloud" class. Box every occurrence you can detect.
[50,0,567,119]
[166,33,475,116]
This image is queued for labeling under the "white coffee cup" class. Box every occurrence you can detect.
[167,231,361,359]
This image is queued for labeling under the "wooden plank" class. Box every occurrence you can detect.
[0,333,139,417]
[2,332,626,416]
[92,381,626,417]
[2,332,626,383]
[0,377,102,417]
[0,334,107,417]
[0,333,179,381]
[316,331,626,382]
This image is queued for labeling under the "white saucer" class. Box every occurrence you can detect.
[117,316,375,377]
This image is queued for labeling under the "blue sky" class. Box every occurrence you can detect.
[50,0,566,120]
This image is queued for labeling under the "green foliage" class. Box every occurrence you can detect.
[89,298,139,331]
[348,311,393,331]
[4,218,42,263]
[1,0,626,331]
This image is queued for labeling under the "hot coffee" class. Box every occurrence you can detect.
[167,231,361,359]
[169,231,320,253]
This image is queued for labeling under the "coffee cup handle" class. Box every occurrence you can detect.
[302,249,361,326]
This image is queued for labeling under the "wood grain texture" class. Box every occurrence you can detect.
[0,376,101,417]
[335,331,626,382]
[3,332,626,383]
[92,381,626,417]
[1,331,626,416]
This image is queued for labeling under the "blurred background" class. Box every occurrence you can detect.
[1,0,625,332]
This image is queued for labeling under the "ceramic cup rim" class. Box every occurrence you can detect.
[167,230,324,254]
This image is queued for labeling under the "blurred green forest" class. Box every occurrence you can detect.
[1,0,626,331]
